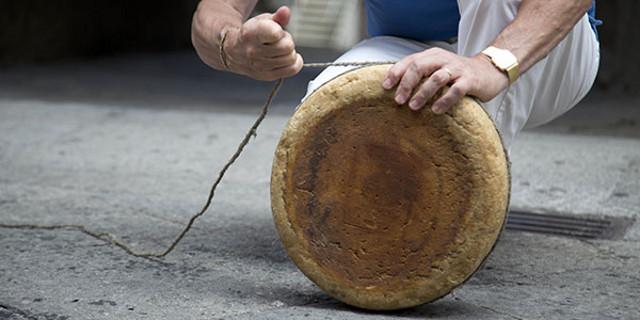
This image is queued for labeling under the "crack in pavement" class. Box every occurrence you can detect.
[0,302,72,320]
[476,304,529,320]
[578,239,634,264]
[0,303,38,320]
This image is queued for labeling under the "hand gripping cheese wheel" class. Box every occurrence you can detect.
[270,64,510,310]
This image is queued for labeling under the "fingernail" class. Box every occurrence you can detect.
[409,100,420,110]
[395,94,406,104]
[382,78,392,89]
[432,105,442,114]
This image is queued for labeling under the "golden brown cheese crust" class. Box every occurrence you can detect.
[271,65,510,310]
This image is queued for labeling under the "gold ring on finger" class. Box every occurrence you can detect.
[442,67,453,79]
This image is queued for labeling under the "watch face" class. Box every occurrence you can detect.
[483,47,519,83]
[494,53,516,69]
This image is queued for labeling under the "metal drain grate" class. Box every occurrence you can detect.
[506,211,635,240]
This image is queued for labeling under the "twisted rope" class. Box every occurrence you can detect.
[0,61,394,258]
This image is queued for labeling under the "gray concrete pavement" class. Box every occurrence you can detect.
[510,132,640,240]
[0,52,639,319]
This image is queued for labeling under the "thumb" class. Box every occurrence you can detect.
[271,6,291,27]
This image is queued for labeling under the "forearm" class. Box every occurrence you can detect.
[191,0,257,70]
[493,0,592,73]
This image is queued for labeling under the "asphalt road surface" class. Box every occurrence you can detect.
[1,51,638,320]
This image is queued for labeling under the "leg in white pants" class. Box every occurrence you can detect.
[303,0,600,149]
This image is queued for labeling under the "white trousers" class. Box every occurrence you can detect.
[303,0,600,149]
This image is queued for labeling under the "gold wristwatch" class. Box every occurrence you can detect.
[481,46,520,84]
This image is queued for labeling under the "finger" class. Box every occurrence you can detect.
[261,32,295,57]
[383,58,412,90]
[396,59,446,105]
[408,68,453,110]
[394,61,429,104]
[432,80,470,114]
[263,50,298,69]
[267,53,304,79]
[254,19,285,44]
[271,6,291,27]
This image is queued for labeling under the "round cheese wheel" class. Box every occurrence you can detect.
[271,64,510,310]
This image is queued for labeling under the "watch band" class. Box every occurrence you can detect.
[482,46,520,84]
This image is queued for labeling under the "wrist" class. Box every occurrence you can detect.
[219,26,240,72]
[474,54,509,85]
[481,46,520,84]
[469,54,509,101]
[218,28,231,70]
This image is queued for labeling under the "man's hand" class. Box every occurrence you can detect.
[192,3,302,81]
[382,48,509,114]
[221,6,303,81]
[192,2,303,80]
